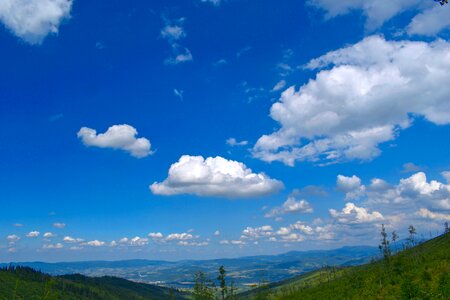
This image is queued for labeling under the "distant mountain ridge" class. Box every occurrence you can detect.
[1,245,379,289]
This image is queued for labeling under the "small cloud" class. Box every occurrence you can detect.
[226,138,248,147]
[43,232,56,239]
[63,236,84,243]
[82,240,105,247]
[214,230,220,236]
[272,80,287,92]
[12,223,23,227]
[201,0,222,6]
[53,222,66,229]
[7,235,20,244]
[265,196,313,218]
[26,231,40,238]
[402,162,422,173]
[42,243,64,249]
[213,59,227,67]
[77,124,152,158]
[174,89,184,101]
[148,232,164,239]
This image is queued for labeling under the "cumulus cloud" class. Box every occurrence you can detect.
[63,236,84,243]
[166,233,194,241]
[226,138,248,147]
[150,155,283,198]
[330,203,384,224]
[26,231,40,238]
[7,234,20,244]
[265,197,313,218]
[0,0,73,44]
[253,36,450,166]
[77,124,152,158]
[148,232,164,239]
[241,225,274,239]
[129,236,149,246]
[43,232,56,239]
[83,240,105,247]
[337,175,366,200]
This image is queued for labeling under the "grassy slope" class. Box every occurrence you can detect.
[240,233,450,300]
[0,267,190,300]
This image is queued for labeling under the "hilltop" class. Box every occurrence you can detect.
[239,232,450,299]
[0,267,189,300]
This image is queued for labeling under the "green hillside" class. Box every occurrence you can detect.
[239,232,450,300]
[0,266,190,300]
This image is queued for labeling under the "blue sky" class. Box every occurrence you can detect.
[1,0,450,262]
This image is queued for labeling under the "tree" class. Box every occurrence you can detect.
[435,0,448,5]
[379,224,391,260]
[217,266,227,300]
[445,222,449,234]
[392,231,399,252]
[408,225,416,247]
[193,271,216,300]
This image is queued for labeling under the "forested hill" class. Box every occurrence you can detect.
[239,232,450,299]
[0,266,189,300]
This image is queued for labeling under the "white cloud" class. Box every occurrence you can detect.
[161,25,185,41]
[83,240,105,247]
[78,124,152,158]
[214,230,220,236]
[161,18,193,65]
[129,236,149,246]
[253,36,450,166]
[0,0,73,44]
[330,202,384,224]
[178,241,208,246]
[165,46,193,65]
[416,208,450,221]
[26,231,40,238]
[7,234,20,244]
[43,232,56,239]
[63,236,84,243]
[308,0,423,29]
[337,175,366,200]
[241,225,273,239]
[53,222,66,229]
[272,80,287,92]
[309,0,450,36]
[12,223,23,227]
[42,243,63,249]
[407,5,450,36]
[148,232,164,239]
[166,233,194,241]
[265,197,313,218]
[226,138,248,147]
[150,155,283,198]
[201,0,221,6]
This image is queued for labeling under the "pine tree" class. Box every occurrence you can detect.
[217,266,227,300]
[379,224,391,260]
[193,271,215,300]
